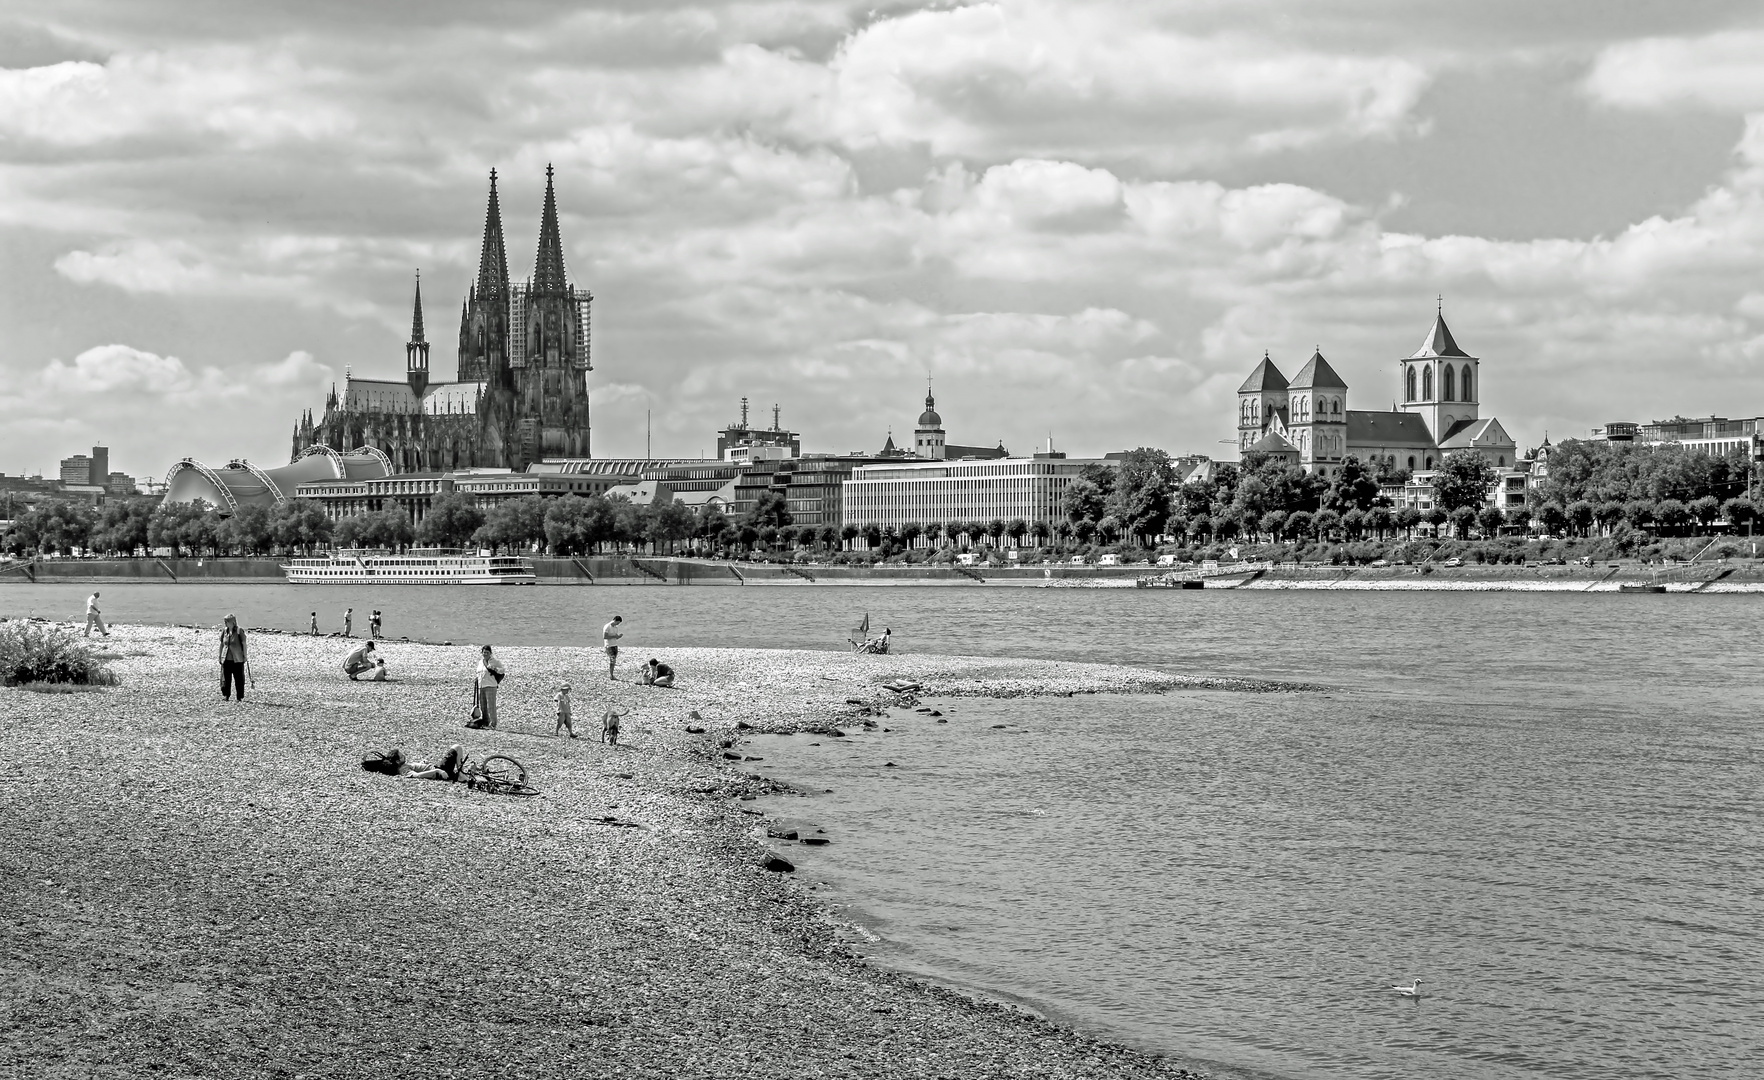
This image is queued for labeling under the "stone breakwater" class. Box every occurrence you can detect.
[2,625,1220,1080]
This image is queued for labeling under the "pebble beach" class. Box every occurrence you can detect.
[2,623,1218,1080]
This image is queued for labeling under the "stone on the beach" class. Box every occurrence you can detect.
[686,726,706,734]
[800,836,830,847]
[937,719,948,723]
[883,762,897,767]
[722,751,742,760]
[761,853,795,872]
[736,721,753,730]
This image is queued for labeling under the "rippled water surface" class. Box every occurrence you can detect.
[7,583,1762,1078]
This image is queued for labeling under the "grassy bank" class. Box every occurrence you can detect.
[1,625,1211,1079]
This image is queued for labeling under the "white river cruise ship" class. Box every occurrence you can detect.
[282,549,537,585]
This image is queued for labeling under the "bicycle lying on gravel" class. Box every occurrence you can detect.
[460,754,539,798]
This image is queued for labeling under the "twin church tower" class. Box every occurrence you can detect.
[293,166,594,472]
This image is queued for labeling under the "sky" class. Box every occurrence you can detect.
[4,1,1764,480]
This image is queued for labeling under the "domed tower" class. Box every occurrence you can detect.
[914,383,946,460]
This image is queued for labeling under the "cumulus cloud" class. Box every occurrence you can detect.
[5,3,1764,471]
[1,346,335,474]
[1584,29,1764,112]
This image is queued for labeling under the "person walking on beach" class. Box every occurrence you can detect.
[343,607,354,638]
[84,592,108,637]
[370,610,382,640]
[603,615,624,679]
[472,645,506,729]
[218,614,249,701]
[555,683,577,738]
[308,611,319,636]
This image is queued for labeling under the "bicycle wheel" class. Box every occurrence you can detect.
[478,755,526,784]
[479,778,540,798]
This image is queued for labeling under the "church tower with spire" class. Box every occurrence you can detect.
[296,167,597,474]
[405,273,429,398]
[458,170,511,383]
[1399,301,1480,443]
[505,163,593,464]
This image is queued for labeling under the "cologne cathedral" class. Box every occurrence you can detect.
[292,166,594,472]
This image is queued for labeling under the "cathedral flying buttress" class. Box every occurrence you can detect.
[294,166,594,473]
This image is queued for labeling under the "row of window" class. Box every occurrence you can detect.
[1405,363,1474,403]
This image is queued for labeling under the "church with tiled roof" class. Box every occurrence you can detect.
[293,166,595,472]
[1235,308,1517,478]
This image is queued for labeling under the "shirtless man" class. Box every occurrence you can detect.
[602,615,623,679]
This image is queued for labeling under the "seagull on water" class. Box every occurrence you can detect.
[1391,980,1422,997]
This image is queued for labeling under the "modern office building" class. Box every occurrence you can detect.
[58,446,109,487]
[1591,416,1760,457]
[716,399,801,460]
[843,456,1112,541]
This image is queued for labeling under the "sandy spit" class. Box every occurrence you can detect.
[1,623,1213,1080]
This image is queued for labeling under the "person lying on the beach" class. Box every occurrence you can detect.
[405,744,465,781]
[343,641,387,681]
[640,659,675,687]
[601,709,623,746]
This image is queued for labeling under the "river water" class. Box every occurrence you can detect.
[5,583,1760,1079]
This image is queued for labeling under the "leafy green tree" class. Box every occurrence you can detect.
[1313,507,1341,540]
[1476,505,1505,537]
[219,503,276,555]
[1505,506,1532,533]
[1284,510,1313,541]
[417,492,485,549]
[1656,498,1691,534]
[271,498,332,553]
[91,498,155,556]
[1259,510,1285,541]
[1006,518,1029,547]
[1104,449,1175,543]
[1689,495,1721,531]
[1063,477,1108,528]
[1535,501,1566,535]
[742,490,793,530]
[1448,506,1478,539]
[697,504,730,545]
[1432,451,1497,514]
[1323,458,1383,514]
[362,508,415,550]
[840,522,860,550]
[1395,506,1422,537]
[150,500,214,557]
[543,494,593,555]
[648,497,696,554]
[1722,497,1757,531]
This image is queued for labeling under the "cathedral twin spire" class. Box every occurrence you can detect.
[475,168,511,302]
[532,163,569,296]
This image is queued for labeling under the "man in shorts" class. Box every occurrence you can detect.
[85,592,108,637]
[602,615,623,679]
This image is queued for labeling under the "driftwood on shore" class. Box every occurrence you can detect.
[1,625,1213,1079]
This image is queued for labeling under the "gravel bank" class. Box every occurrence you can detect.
[2,624,1215,1079]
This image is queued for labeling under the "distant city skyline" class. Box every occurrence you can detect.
[3,3,1764,475]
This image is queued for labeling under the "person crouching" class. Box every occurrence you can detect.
[640,658,675,687]
[343,640,387,681]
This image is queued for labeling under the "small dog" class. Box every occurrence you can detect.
[601,708,622,746]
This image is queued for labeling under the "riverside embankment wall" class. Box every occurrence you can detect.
[6,556,1760,589]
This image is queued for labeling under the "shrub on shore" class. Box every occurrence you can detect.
[0,622,117,687]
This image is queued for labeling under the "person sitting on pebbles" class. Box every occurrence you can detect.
[640,658,675,688]
[343,640,387,681]
[601,708,623,746]
[404,744,465,782]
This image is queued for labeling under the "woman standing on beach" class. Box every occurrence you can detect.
[472,645,506,729]
[218,614,248,702]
